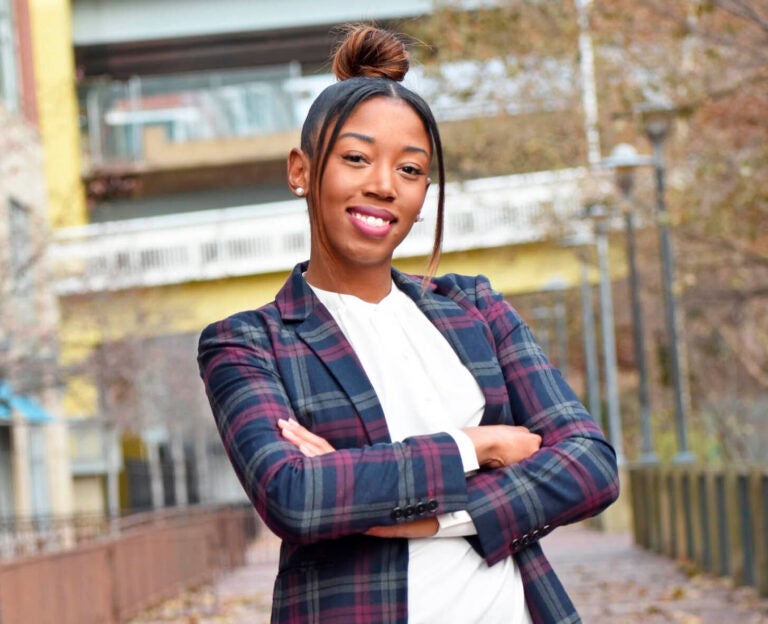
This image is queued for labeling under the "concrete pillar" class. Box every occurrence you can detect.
[105,424,121,518]
[193,430,211,503]
[45,421,75,517]
[146,439,164,509]
[170,434,187,507]
[10,417,32,516]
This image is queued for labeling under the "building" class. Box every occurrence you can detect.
[28,1,611,516]
[0,0,73,532]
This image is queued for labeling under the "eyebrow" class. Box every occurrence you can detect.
[338,131,429,157]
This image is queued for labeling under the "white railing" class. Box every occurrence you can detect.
[51,168,588,294]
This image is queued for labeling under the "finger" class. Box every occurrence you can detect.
[279,424,307,449]
[299,443,319,458]
[283,419,323,443]
[278,419,335,455]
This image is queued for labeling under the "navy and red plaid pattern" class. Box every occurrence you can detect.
[198,262,619,623]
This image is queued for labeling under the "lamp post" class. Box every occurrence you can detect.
[580,256,601,429]
[560,232,601,429]
[601,143,658,464]
[542,278,570,381]
[583,203,624,465]
[638,105,696,464]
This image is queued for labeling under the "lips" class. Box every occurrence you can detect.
[347,205,396,237]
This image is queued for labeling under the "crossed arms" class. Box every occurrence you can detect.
[197,274,619,564]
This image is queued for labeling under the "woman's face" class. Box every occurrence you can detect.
[309,96,432,273]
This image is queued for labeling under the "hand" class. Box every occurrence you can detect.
[278,418,335,456]
[365,517,439,539]
[462,425,542,469]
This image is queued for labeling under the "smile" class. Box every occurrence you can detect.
[351,212,390,228]
[347,206,396,237]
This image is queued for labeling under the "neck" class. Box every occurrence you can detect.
[304,256,393,303]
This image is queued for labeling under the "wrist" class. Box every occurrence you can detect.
[463,427,492,465]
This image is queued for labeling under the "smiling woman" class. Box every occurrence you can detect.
[290,97,432,300]
[197,23,619,624]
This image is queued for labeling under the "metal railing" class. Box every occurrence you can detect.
[629,464,768,597]
[79,58,575,170]
[51,168,589,294]
[0,504,259,623]
[0,512,110,560]
[81,64,303,168]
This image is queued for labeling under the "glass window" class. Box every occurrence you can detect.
[8,198,32,297]
[0,0,18,111]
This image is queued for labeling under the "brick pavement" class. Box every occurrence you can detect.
[128,524,768,623]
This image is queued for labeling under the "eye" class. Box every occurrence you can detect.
[341,153,367,165]
[399,165,425,177]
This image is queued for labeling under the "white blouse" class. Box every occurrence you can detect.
[309,279,531,624]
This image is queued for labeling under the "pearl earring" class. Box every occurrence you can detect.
[294,187,305,197]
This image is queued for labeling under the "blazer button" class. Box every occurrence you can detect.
[416,503,427,515]
[427,500,438,512]
[404,505,415,517]
[391,507,403,520]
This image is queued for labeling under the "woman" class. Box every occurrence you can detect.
[198,25,619,624]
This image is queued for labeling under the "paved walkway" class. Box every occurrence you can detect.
[128,524,768,623]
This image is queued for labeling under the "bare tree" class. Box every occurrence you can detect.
[401,1,768,460]
[0,104,60,399]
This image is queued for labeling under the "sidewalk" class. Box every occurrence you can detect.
[128,524,768,623]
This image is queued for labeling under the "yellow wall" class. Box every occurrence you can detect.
[72,476,105,514]
[58,241,626,416]
[28,0,87,227]
[59,242,599,345]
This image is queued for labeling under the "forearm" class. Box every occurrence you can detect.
[463,275,620,564]
[465,432,618,565]
[199,319,469,544]
[230,423,469,542]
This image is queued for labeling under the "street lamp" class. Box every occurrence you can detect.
[637,104,696,464]
[560,232,601,432]
[542,278,570,381]
[601,143,658,464]
[583,203,624,466]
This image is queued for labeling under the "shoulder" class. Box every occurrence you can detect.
[428,272,525,338]
[430,272,500,308]
[198,300,281,347]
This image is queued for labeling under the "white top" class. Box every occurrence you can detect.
[309,279,531,624]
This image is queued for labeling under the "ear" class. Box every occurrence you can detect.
[287,148,310,197]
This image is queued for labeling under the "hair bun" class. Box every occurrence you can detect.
[332,25,409,82]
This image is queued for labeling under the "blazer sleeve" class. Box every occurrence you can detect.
[197,313,469,544]
[463,275,620,566]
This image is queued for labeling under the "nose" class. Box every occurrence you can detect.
[363,163,396,201]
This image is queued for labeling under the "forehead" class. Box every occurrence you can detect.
[338,97,431,150]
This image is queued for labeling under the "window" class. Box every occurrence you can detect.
[0,0,18,111]
[8,198,31,294]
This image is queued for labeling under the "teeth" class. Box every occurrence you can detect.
[353,212,388,227]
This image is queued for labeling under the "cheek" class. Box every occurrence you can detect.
[318,173,353,207]
[404,187,428,212]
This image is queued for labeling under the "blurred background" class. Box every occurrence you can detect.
[0,0,766,620]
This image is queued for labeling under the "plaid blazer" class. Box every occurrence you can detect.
[198,262,619,624]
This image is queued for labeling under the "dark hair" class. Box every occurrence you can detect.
[300,24,446,277]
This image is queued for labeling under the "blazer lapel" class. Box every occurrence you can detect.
[393,270,510,426]
[277,264,391,445]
